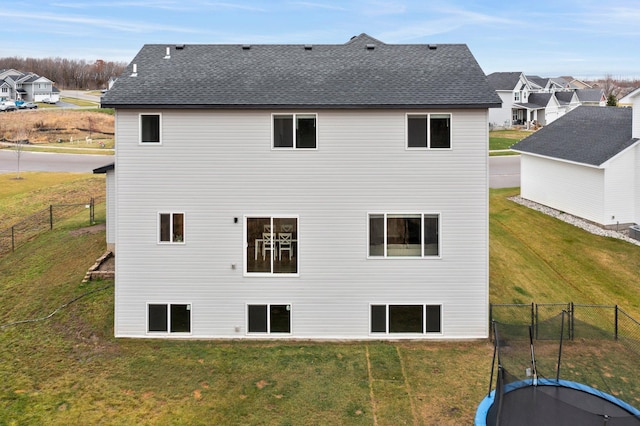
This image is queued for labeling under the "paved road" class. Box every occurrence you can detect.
[489,155,520,188]
[1,150,520,187]
[0,150,112,174]
[60,90,102,103]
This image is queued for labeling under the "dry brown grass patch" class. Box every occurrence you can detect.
[0,110,113,144]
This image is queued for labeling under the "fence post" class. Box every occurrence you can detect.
[90,198,95,224]
[615,305,618,341]
[11,226,15,251]
[569,302,574,340]
[49,205,53,230]
[532,303,536,340]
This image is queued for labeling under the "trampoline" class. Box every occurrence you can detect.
[476,379,640,425]
[476,315,640,425]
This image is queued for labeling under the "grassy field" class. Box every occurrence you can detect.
[489,129,531,152]
[1,175,639,424]
[0,109,114,155]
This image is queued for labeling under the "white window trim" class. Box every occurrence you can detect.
[146,302,192,335]
[139,113,162,145]
[405,112,453,150]
[157,212,186,244]
[243,214,300,277]
[367,212,441,259]
[246,303,293,335]
[271,113,318,150]
[368,303,443,336]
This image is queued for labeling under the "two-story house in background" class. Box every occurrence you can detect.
[487,72,604,129]
[99,34,501,340]
[0,69,60,103]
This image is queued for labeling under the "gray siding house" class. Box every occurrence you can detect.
[100,34,500,339]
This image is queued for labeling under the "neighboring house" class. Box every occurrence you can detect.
[487,72,532,127]
[576,88,606,106]
[513,92,562,126]
[618,87,640,107]
[512,104,640,228]
[487,73,605,128]
[0,69,59,102]
[98,34,501,340]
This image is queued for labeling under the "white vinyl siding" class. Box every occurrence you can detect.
[105,169,115,250]
[520,155,605,224]
[113,108,489,339]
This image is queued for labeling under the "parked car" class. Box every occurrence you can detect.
[0,101,17,112]
[18,102,38,109]
[41,98,57,104]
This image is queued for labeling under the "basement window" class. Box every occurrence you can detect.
[148,303,191,333]
[370,304,441,334]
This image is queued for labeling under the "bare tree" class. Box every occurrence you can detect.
[12,130,30,180]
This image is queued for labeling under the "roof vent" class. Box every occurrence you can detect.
[131,63,138,77]
[175,44,185,50]
[428,44,437,50]
[366,44,375,50]
[164,47,171,59]
[242,44,251,50]
[304,44,312,51]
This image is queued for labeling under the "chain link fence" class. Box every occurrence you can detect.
[0,197,102,256]
[491,302,640,355]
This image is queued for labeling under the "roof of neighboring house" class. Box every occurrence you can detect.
[102,34,501,109]
[576,88,605,103]
[486,71,523,91]
[554,91,577,104]
[512,106,637,166]
[527,92,553,107]
[526,76,548,89]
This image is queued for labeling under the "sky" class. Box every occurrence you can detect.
[1,0,639,80]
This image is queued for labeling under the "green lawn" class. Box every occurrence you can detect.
[489,129,531,153]
[1,175,639,424]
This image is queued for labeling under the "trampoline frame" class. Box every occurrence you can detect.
[475,378,640,425]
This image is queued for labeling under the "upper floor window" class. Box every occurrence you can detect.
[273,113,317,149]
[514,92,520,102]
[407,114,451,149]
[140,113,161,144]
[245,216,298,275]
[159,212,184,243]
[368,213,439,258]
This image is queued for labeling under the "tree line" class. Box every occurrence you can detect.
[0,57,127,90]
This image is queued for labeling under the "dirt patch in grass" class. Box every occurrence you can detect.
[69,223,106,237]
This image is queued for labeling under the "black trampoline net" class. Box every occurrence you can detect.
[487,315,640,425]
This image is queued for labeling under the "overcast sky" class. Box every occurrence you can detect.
[1,0,639,79]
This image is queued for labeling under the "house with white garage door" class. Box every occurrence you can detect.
[99,34,500,340]
[512,104,640,228]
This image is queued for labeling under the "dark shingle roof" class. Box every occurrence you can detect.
[512,106,637,166]
[102,33,500,109]
[576,88,604,103]
[554,91,576,104]
[486,72,523,91]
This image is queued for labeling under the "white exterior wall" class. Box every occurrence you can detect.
[488,91,512,127]
[520,155,605,224]
[105,169,116,251]
[113,108,489,339]
[637,145,640,225]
